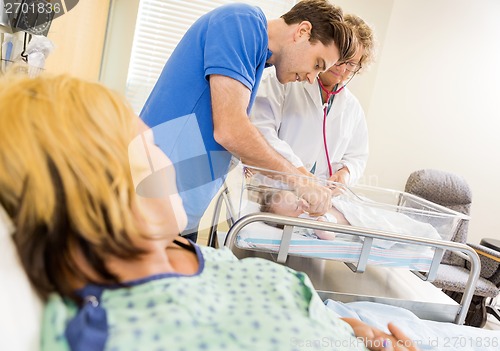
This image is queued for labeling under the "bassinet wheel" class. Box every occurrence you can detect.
[443,289,462,302]
[465,296,487,328]
[443,290,487,328]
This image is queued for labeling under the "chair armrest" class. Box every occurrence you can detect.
[470,244,500,262]
[467,242,500,285]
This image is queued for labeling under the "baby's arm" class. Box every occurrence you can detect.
[314,215,336,240]
[328,205,350,225]
[313,204,351,240]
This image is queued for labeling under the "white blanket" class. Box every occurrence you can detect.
[325,300,499,351]
[332,195,442,249]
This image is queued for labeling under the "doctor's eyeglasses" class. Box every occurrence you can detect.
[334,61,362,73]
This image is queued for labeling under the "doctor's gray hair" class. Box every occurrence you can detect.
[344,14,376,71]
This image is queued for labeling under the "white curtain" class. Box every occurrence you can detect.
[125,0,297,113]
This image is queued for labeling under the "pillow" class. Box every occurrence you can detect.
[0,206,43,351]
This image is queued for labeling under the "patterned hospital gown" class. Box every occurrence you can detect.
[41,245,369,351]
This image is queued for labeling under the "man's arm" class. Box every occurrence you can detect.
[250,70,305,168]
[210,74,331,215]
[210,74,301,173]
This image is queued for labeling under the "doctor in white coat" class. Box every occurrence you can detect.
[250,14,375,185]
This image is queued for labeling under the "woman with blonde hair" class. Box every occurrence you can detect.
[0,73,418,351]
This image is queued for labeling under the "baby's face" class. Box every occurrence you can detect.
[271,191,308,217]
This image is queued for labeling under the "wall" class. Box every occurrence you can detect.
[336,0,500,244]
[44,0,110,80]
[100,0,139,95]
[333,0,394,116]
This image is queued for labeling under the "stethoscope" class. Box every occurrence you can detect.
[318,79,343,177]
[317,72,356,177]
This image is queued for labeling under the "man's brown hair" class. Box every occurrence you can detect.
[281,0,357,62]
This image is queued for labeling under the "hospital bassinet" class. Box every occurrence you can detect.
[207,162,481,324]
[212,163,466,272]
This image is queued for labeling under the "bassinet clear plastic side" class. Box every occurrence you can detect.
[224,162,468,272]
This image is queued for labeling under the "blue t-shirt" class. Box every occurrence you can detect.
[140,3,272,233]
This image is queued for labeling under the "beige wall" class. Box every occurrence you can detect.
[335,0,500,245]
[44,0,110,80]
[100,0,139,95]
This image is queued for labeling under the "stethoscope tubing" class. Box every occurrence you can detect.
[317,72,356,177]
[318,79,344,177]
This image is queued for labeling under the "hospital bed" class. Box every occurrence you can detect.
[208,163,481,325]
[0,191,495,351]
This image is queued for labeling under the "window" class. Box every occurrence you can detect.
[125,0,296,113]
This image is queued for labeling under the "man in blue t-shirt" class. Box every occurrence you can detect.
[140,0,356,241]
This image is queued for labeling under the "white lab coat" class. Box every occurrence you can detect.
[250,67,369,184]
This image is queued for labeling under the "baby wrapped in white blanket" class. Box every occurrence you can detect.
[330,195,441,248]
[261,190,442,249]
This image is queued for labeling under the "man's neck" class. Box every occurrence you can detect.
[266,18,294,65]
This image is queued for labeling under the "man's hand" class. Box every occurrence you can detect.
[295,181,332,216]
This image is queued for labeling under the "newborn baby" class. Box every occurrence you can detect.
[259,189,442,248]
[259,190,350,240]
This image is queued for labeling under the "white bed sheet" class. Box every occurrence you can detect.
[325,300,499,351]
[0,206,43,351]
[235,219,438,271]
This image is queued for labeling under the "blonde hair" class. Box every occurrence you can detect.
[344,13,376,71]
[0,73,143,300]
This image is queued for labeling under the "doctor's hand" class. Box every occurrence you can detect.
[342,319,421,351]
[328,166,350,185]
[295,182,332,216]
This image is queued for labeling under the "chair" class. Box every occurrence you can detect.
[405,169,500,327]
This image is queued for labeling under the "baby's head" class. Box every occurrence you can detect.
[260,190,309,217]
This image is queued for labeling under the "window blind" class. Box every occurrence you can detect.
[125,0,297,113]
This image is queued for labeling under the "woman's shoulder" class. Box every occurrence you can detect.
[41,294,77,351]
[340,87,362,107]
[199,246,303,278]
[199,245,239,262]
[334,87,365,118]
